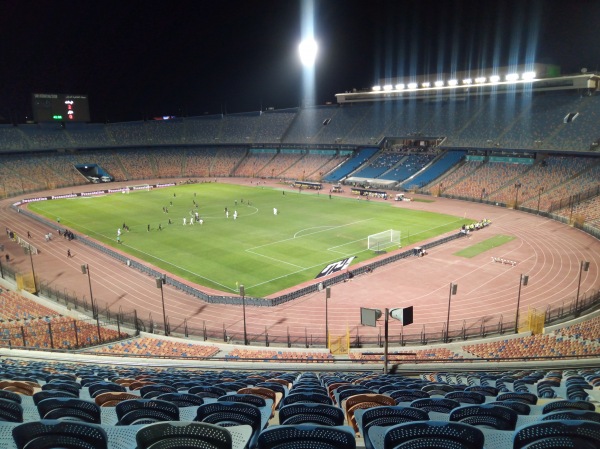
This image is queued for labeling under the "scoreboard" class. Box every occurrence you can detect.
[32,93,91,122]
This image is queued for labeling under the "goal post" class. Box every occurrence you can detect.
[368,229,401,252]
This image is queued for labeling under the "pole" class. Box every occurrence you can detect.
[537,187,544,214]
[514,182,521,210]
[383,308,389,374]
[27,247,37,294]
[325,287,330,349]
[82,265,96,319]
[240,285,247,345]
[445,283,457,343]
[155,277,168,336]
[515,274,528,334]
[575,261,590,314]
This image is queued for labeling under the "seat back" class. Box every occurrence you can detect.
[449,404,518,430]
[12,419,108,449]
[135,421,237,449]
[369,421,484,449]
[514,420,600,449]
[279,403,345,426]
[37,397,101,424]
[257,424,356,449]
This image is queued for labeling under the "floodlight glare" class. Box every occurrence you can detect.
[448,79,458,86]
[505,73,519,82]
[434,80,444,87]
[298,38,318,67]
[489,75,500,83]
[383,84,393,91]
[407,82,418,89]
[372,85,382,91]
[522,71,536,80]
[462,78,472,85]
[422,82,431,88]
[395,83,405,90]
[475,77,486,84]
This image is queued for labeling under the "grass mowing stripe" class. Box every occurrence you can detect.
[454,234,515,258]
[29,183,473,296]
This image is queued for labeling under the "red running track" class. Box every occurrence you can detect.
[0,179,598,343]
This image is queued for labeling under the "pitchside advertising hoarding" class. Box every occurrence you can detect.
[13,183,176,207]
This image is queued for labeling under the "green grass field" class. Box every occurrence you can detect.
[453,235,515,258]
[30,183,472,297]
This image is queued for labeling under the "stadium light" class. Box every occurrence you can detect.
[445,283,458,343]
[421,82,431,88]
[505,73,519,82]
[462,78,472,85]
[475,77,486,84]
[489,75,501,83]
[448,79,458,86]
[514,274,529,333]
[155,276,169,336]
[407,82,418,90]
[575,261,590,314]
[240,284,248,345]
[298,38,318,67]
[383,84,393,91]
[372,85,382,91]
[521,71,536,80]
[434,80,444,88]
[395,83,405,90]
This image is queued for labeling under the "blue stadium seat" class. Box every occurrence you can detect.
[36,397,101,424]
[257,424,356,449]
[12,419,108,449]
[278,403,345,426]
[115,399,179,426]
[449,404,518,430]
[368,421,484,449]
[354,406,429,449]
[513,420,600,449]
[135,421,252,449]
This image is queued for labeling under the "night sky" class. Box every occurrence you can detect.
[1,0,599,123]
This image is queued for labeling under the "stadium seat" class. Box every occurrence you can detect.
[409,398,460,414]
[115,399,179,425]
[388,389,430,403]
[542,410,600,423]
[257,424,356,449]
[542,399,596,414]
[155,392,205,407]
[36,397,101,424]
[12,419,108,449]
[280,392,333,407]
[444,391,486,404]
[368,421,485,449]
[449,404,518,430]
[0,398,23,422]
[354,406,429,449]
[194,401,263,448]
[278,403,345,426]
[135,421,252,449]
[513,420,600,449]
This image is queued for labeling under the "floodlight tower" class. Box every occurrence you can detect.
[299,0,318,107]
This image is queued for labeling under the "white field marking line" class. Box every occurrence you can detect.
[246,217,470,290]
[294,226,336,238]
[247,218,375,252]
[244,219,374,270]
[51,220,233,292]
[245,248,307,270]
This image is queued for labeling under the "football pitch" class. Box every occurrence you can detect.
[29,183,472,297]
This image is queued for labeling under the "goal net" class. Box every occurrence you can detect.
[125,184,151,193]
[368,229,401,252]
